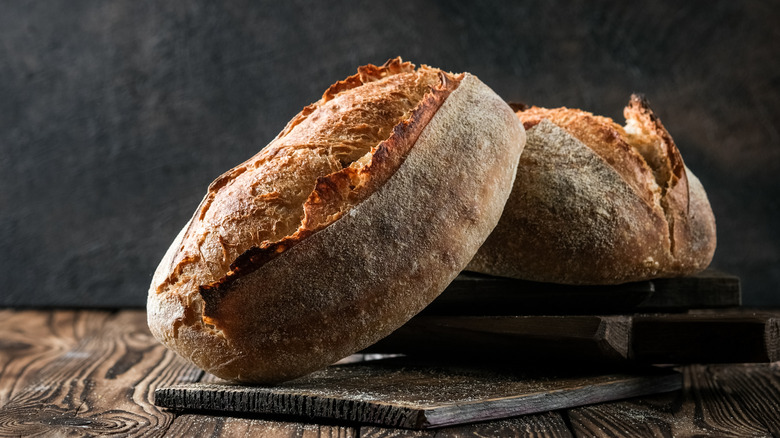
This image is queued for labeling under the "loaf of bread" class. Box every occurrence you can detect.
[147,58,525,383]
[467,95,716,284]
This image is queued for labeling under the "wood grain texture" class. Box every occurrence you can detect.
[0,309,113,406]
[566,363,780,437]
[365,316,632,362]
[360,413,573,437]
[155,358,681,429]
[3,310,780,436]
[367,311,780,365]
[0,310,203,437]
[426,270,740,315]
[645,270,741,310]
[164,365,360,437]
[164,414,357,438]
[429,274,655,315]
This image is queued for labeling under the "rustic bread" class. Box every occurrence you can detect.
[467,95,716,284]
[147,58,525,383]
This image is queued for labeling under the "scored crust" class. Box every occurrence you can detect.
[152,58,454,303]
[467,95,716,284]
[147,61,525,382]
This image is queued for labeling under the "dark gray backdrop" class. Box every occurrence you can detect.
[2,1,778,307]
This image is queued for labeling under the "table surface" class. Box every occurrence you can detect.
[1,309,780,437]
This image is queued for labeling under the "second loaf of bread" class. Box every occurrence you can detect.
[468,95,716,284]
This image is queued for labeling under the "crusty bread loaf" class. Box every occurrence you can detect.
[467,95,716,284]
[147,58,525,383]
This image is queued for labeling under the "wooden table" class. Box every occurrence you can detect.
[1,309,780,437]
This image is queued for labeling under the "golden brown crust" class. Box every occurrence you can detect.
[153,58,454,300]
[198,68,461,313]
[468,96,715,284]
[148,62,525,382]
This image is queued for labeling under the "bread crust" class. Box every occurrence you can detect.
[468,96,716,284]
[147,65,524,382]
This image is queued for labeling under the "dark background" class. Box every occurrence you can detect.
[1,1,778,307]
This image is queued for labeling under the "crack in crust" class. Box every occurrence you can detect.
[200,72,459,319]
[150,58,462,327]
[623,94,689,256]
[147,70,525,383]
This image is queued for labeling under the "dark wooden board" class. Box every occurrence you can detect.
[155,358,681,430]
[163,414,359,438]
[631,312,780,363]
[365,311,780,364]
[170,357,574,437]
[428,270,740,315]
[643,270,742,310]
[364,315,632,362]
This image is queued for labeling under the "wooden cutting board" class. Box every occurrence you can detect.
[365,312,780,363]
[433,269,740,315]
[155,358,681,429]
[367,272,776,364]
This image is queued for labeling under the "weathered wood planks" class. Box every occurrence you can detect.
[631,312,780,363]
[365,315,633,362]
[0,309,114,407]
[429,270,740,315]
[359,413,574,438]
[567,363,780,437]
[164,414,358,438]
[365,312,780,364]
[2,309,780,436]
[155,358,682,429]
[645,270,742,310]
[0,310,203,437]
[365,271,771,365]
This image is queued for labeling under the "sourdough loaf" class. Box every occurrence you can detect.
[147,58,525,382]
[467,95,716,284]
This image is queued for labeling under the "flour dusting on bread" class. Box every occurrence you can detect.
[147,59,524,382]
[468,96,715,284]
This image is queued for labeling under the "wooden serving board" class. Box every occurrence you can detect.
[365,312,780,364]
[433,269,740,315]
[364,272,769,364]
[155,358,681,429]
